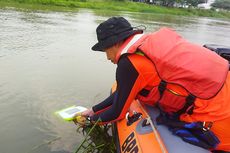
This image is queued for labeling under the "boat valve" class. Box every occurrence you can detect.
[126,111,142,126]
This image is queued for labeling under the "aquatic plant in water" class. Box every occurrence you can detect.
[75,120,116,153]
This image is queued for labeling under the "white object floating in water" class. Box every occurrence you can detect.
[56,106,87,121]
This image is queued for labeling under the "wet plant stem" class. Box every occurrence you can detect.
[74,119,100,153]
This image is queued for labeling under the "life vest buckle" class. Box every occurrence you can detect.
[202,121,213,131]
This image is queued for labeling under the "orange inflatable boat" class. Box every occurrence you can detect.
[111,84,210,153]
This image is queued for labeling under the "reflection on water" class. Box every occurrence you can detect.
[0,7,230,153]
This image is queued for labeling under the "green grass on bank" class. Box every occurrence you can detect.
[0,0,230,18]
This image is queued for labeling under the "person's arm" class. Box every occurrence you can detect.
[80,90,116,117]
[90,55,142,124]
[92,91,116,114]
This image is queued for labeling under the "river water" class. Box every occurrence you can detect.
[0,7,230,153]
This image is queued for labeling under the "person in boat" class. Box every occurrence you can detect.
[76,17,230,152]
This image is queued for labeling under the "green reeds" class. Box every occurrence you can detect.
[75,119,116,153]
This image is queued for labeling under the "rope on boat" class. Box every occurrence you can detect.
[138,100,168,153]
[147,117,167,153]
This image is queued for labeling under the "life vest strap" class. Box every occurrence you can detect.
[158,80,167,100]
[175,94,196,116]
[157,80,167,112]
[157,80,196,116]
[139,88,150,97]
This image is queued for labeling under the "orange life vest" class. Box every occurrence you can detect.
[115,27,229,115]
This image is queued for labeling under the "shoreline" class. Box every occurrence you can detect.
[0,0,230,19]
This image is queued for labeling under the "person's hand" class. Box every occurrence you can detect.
[73,108,94,126]
[81,108,94,117]
[73,116,92,126]
[73,116,86,125]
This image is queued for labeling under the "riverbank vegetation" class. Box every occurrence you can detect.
[212,0,230,10]
[1,0,229,18]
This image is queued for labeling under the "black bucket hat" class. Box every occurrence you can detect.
[92,17,143,51]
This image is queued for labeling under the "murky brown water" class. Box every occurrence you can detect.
[0,8,230,153]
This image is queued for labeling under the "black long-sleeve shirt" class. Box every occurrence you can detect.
[90,53,157,123]
[91,54,139,123]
